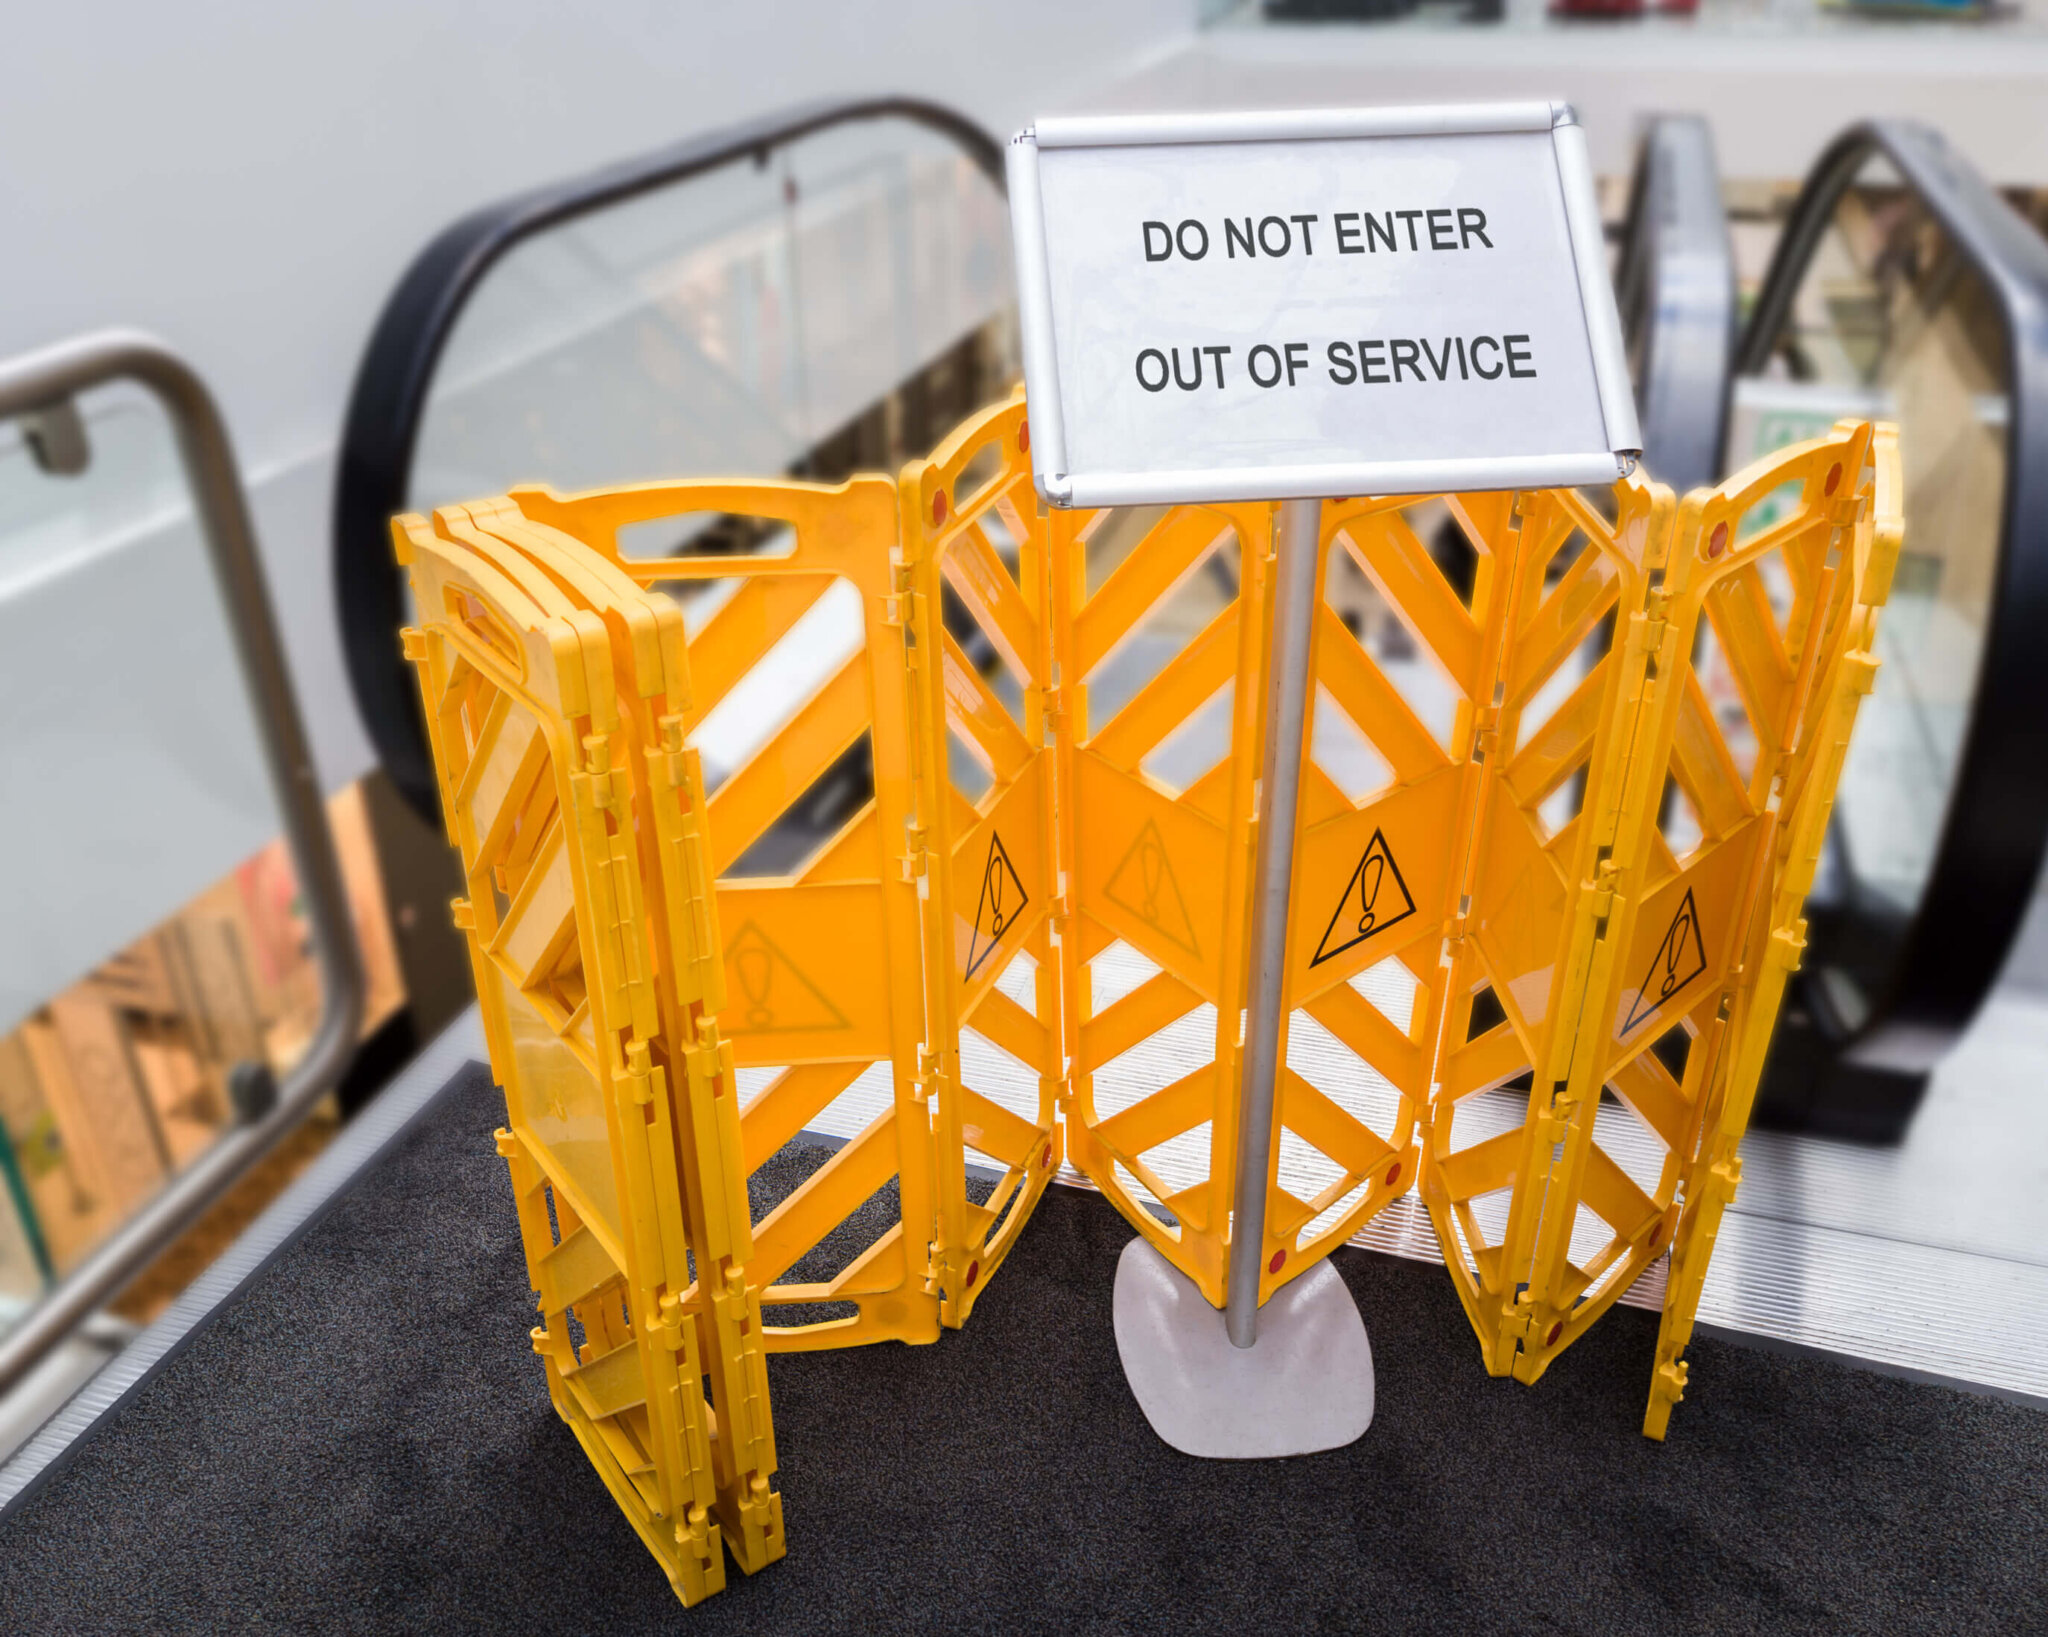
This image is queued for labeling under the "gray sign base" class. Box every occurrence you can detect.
[1111,1236,1375,1459]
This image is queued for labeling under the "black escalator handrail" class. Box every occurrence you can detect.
[1615,115,1736,497]
[334,96,1006,818]
[1735,119,2048,1052]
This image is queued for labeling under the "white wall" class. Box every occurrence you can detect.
[0,0,1195,790]
[1089,21,2048,186]
[0,1,1192,1026]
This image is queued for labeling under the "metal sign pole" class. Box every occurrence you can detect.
[1108,490,1375,1457]
[1225,495,1324,1349]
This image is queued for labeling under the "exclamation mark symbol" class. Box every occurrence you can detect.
[1660,906,1692,1000]
[1141,837,1164,922]
[987,854,1007,937]
[1356,853,1385,936]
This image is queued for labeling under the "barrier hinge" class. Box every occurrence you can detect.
[1535,1097,1575,1153]
[582,733,615,811]
[674,1503,715,1565]
[1503,1287,1539,1352]
[683,1031,724,1101]
[902,820,931,885]
[885,553,913,626]
[657,715,691,790]
[623,1037,657,1106]
[1769,920,1808,975]
[1702,1152,1744,1211]
[707,1262,752,1350]
[1588,861,1620,936]
[1634,594,1672,680]
[1441,887,1474,950]
[1026,683,1061,740]
[1471,698,1502,760]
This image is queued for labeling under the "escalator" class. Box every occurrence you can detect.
[334,98,1017,832]
[1726,122,2048,1139]
[1615,115,2048,1139]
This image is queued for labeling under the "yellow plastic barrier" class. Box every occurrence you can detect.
[1417,476,1681,1377]
[900,403,1067,1324]
[500,435,1068,1346]
[1407,423,1898,1428]
[1050,492,1277,1302]
[1639,423,1900,1437]
[398,392,1895,1606]
[492,475,962,1351]
[1408,421,1899,1427]
[395,513,781,1606]
[1047,488,1454,1306]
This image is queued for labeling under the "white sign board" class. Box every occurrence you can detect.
[1007,104,1640,508]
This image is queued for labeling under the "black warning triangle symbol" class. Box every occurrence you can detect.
[724,921,849,1032]
[966,832,1029,980]
[1621,888,1708,1035]
[1310,828,1418,968]
[1103,818,1200,956]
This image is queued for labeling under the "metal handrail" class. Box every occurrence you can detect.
[1614,115,1736,495]
[0,331,366,1396]
[1731,121,2048,1136]
[333,95,1007,822]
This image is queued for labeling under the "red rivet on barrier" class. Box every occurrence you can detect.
[1385,1161,1402,1187]
[931,490,948,526]
[1042,1146,1052,1170]
[1708,522,1729,559]
[1546,1321,1563,1347]
[1268,1248,1286,1275]
[1825,462,1842,496]
[1019,420,1030,453]
[966,1260,979,1288]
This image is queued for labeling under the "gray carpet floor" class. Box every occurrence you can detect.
[3,1062,2044,1635]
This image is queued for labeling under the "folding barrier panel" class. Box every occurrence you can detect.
[1051,488,1275,1302]
[1414,423,1898,1422]
[503,476,956,1351]
[1045,485,1469,1306]
[399,395,1896,1607]
[510,459,1067,1344]
[1267,494,1501,1303]
[900,400,1066,1324]
[446,498,797,1488]
[396,514,781,1606]
[1420,476,1685,1377]
[1639,423,1899,1437]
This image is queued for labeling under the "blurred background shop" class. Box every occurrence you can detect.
[2,0,2046,1504]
